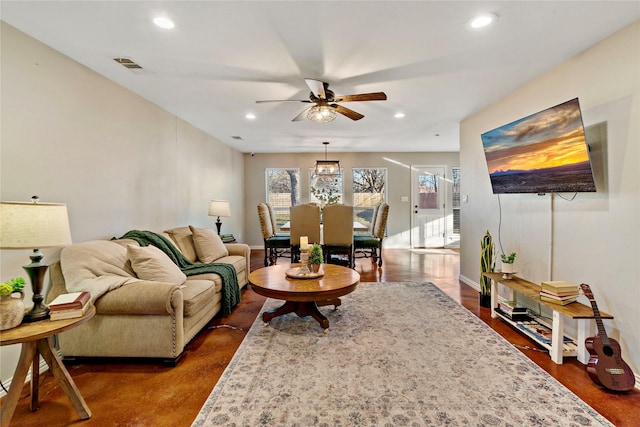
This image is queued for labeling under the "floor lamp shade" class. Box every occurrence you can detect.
[0,201,72,322]
[208,200,230,235]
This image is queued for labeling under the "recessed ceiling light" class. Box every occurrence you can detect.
[245,113,256,120]
[153,17,175,30]
[394,112,405,118]
[469,13,497,29]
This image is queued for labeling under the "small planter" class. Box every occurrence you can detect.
[0,293,25,330]
[501,263,514,274]
[311,264,321,273]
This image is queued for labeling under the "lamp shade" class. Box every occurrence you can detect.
[0,201,72,249]
[208,200,231,217]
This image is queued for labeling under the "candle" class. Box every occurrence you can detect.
[299,236,309,250]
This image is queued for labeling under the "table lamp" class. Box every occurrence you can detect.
[0,197,72,322]
[208,200,230,235]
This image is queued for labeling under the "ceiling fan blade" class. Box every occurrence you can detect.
[304,78,326,99]
[256,99,312,103]
[292,106,312,122]
[334,92,387,102]
[331,104,364,121]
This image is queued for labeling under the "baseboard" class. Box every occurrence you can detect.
[0,356,49,399]
[459,274,480,292]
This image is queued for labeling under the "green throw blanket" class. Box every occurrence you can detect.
[119,230,241,315]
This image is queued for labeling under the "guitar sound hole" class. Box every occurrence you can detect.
[603,346,614,357]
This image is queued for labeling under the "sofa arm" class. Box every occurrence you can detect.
[95,281,183,316]
[225,243,251,276]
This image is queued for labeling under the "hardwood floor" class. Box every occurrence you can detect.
[3,248,639,426]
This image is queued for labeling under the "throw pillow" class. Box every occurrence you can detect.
[163,227,198,262]
[189,225,229,263]
[127,244,187,285]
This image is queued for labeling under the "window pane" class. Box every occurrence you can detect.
[418,172,438,209]
[309,169,343,206]
[352,168,387,228]
[452,167,461,234]
[266,168,300,227]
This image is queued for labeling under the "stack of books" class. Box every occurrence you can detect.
[539,281,579,305]
[48,291,91,321]
[220,233,236,243]
[496,300,529,320]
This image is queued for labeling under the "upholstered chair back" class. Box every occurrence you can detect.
[372,203,389,239]
[323,204,354,246]
[266,203,279,234]
[257,203,274,239]
[289,204,321,245]
[368,203,381,234]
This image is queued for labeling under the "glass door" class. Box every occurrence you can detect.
[411,166,446,248]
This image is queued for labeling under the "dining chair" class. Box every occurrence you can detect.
[354,203,389,266]
[289,204,321,262]
[258,203,290,266]
[322,204,354,268]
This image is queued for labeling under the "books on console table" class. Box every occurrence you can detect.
[540,281,578,305]
[48,291,91,320]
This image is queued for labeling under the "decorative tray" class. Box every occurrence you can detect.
[285,267,324,279]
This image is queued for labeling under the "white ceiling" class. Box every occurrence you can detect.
[2,1,638,154]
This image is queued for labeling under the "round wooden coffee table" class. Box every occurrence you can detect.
[249,263,360,330]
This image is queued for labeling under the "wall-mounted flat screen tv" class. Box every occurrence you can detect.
[481,98,596,194]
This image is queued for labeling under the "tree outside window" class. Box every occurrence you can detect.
[266,168,300,227]
[309,169,343,208]
[352,168,386,228]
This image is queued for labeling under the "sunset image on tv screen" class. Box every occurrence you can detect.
[481,98,596,194]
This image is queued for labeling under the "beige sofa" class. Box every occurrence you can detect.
[46,226,250,365]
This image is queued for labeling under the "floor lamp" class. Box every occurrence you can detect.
[208,200,230,235]
[0,198,72,322]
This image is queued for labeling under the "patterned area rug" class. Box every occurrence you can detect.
[193,282,612,426]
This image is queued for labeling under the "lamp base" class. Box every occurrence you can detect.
[22,251,51,323]
[215,217,222,235]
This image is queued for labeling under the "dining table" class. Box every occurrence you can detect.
[279,221,368,232]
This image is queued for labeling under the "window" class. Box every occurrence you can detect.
[266,168,300,227]
[352,168,387,229]
[309,169,344,207]
[452,167,461,234]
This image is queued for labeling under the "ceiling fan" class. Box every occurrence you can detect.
[256,78,387,122]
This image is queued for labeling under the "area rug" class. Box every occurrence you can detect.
[193,282,612,426]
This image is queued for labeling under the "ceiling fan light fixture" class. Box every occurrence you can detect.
[307,105,337,123]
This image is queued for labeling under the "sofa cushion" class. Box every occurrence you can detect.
[180,279,220,317]
[189,225,229,263]
[127,244,187,285]
[164,226,198,262]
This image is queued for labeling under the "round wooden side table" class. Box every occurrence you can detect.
[0,305,95,426]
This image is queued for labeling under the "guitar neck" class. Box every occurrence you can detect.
[580,284,611,345]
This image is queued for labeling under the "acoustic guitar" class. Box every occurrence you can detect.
[580,284,635,392]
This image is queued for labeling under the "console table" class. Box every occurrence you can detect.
[483,273,613,365]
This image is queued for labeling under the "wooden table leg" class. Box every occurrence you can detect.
[263,300,335,329]
[0,342,37,427]
[30,354,39,411]
[36,337,91,419]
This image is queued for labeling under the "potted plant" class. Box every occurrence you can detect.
[309,244,324,273]
[0,277,26,330]
[501,252,516,274]
[479,231,495,307]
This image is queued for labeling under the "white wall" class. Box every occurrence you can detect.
[243,151,459,248]
[460,21,639,374]
[0,23,245,383]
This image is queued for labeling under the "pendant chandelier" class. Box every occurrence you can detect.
[314,142,341,176]
[307,104,337,123]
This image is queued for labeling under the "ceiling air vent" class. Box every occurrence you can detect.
[113,57,143,69]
